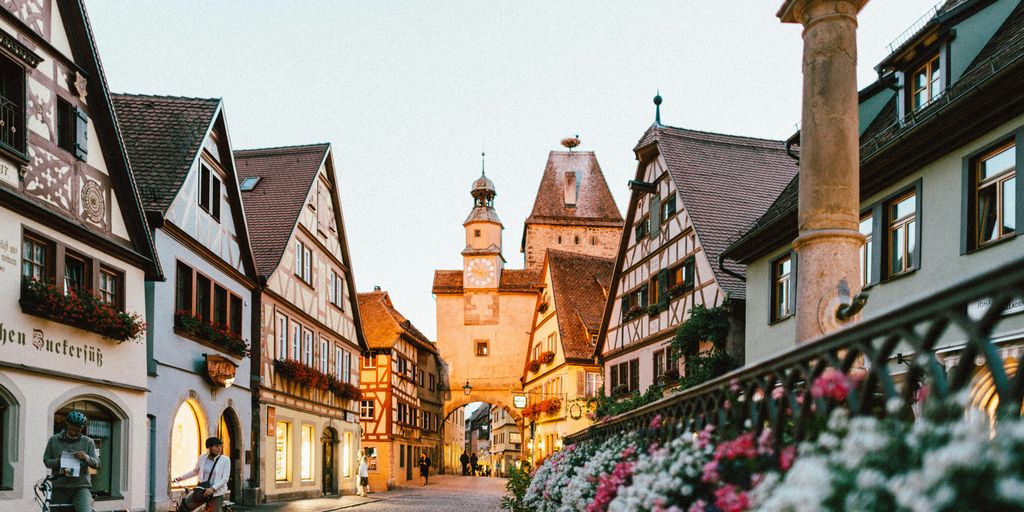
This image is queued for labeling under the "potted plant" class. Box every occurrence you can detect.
[528,360,541,373]
[540,351,556,364]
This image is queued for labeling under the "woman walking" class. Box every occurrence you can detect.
[357,453,369,497]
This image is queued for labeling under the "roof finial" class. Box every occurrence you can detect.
[480,150,486,176]
[654,90,663,126]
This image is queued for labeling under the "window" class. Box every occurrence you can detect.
[277,315,288,360]
[54,400,122,497]
[195,274,211,322]
[584,372,601,397]
[57,97,75,153]
[230,295,242,335]
[22,235,52,282]
[634,216,650,241]
[653,349,666,381]
[429,373,435,391]
[300,425,314,480]
[275,421,289,481]
[343,432,352,478]
[0,54,26,155]
[291,324,301,361]
[661,194,676,221]
[591,236,597,245]
[360,400,374,419]
[669,257,695,293]
[476,340,489,356]
[771,253,794,323]
[574,235,580,245]
[619,284,649,320]
[175,262,193,312]
[910,54,942,111]
[975,142,1016,246]
[474,229,481,238]
[197,163,221,221]
[320,339,329,373]
[860,214,874,287]
[63,252,90,294]
[294,241,313,285]
[98,267,121,307]
[213,285,228,326]
[609,359,639,394]
[362,355,375,368]
[343,349,352,383]
[648,269,668,311]
[546,333,556,353]
[170,400,204,488]
[239,176,261,191]
[174,263,244,332]
[303,331,313,366]
[329,271,345,309]
[888,192,917,276]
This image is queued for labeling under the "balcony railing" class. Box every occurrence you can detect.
[0,94,22,153]
[566,254,1024,447]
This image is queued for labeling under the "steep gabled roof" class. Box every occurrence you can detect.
[432,268,542,294]
[111,94,219,213]
[357,290,436,353]
[635,126,797,298]
[525,151,623,227]
[235,143,329,276]
[546,250,613,361]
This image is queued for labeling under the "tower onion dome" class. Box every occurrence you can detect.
[471,171,496,207]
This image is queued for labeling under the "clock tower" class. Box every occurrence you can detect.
[463,168,504,289]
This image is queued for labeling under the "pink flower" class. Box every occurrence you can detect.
[687,500,708,512]
[714,484,751,512]
[649,414,663,430]
[587,459,635,512]
[811,368,852,402]
[771,387,785,400]
[697,425,715,449]
[701,460,719,483]
[729,379,741,393]
[779,445,796,471]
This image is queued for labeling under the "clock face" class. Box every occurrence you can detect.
[466,258,496,287]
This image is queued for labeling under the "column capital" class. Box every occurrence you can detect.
[777,0,868,25]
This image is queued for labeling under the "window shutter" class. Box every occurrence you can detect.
[634,223,643,242]
[294,242,302,277]
[576,370,584,396]
[685,258,695,290]
[649,196,661,239]
[74,107,88,160]
[657,269,668,308]
[789,251,798,314]
[640,284,649,308]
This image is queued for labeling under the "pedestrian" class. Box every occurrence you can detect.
[357,453,369,497]
[418,450,431,486]
[469,453,478,476]
[173,436,230,512]
[43,411,99,512]
[460,452,469,476]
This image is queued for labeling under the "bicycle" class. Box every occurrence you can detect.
[172,483,235,512]
[34,475,88,512]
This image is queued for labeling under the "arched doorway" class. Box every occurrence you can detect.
[217,409,241,500]
[170,400,206,490]
[970,357,1021,425]
[321,427,337,495]
[54,398,126,499]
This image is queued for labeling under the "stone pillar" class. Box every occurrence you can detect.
[778,0,868,343]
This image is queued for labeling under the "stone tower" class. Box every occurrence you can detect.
[463,171,504,289]
[521,150,625,271]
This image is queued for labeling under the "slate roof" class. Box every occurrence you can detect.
[235,143,329,276]
[432,269,542,294]
[546,250,614,361]
[726,0,1024,262]
[635,126,797,299]
[525,151,623,227]
[111,94,220,213]
[357,290,436,353]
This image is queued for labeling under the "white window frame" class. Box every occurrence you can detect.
[290,323,301,361]
[303,330,313,366]
[277,315,288,360]
[343,350,352,383]
[320,339,328,372]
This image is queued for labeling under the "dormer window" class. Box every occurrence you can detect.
[911,54,942,111]
[239,176,260,191]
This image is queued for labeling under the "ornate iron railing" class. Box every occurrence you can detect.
[566,254,1024,447]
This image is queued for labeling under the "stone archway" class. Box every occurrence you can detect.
[444,394,524,430]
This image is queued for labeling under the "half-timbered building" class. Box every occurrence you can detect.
[597,110,795,397]
[357,288,442,490]
[237,143,366,501]
[522,250,609,464]
[0,2,161,510]
[113,94,259,509]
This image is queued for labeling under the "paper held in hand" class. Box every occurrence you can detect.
[60,451,81,477]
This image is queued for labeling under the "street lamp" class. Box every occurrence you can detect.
[463,380,472,396]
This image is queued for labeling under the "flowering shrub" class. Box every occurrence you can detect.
[608,426,715,511]
[562,435,638,512]
[174,310,249,357]
[523,444,594,512]
[273,359,359,402]
[20,279,145,342]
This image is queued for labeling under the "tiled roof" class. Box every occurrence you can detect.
[546,250,614,361]
[111,94,219,213]
[525,151,623,227]
[357,290,435,353]
[235,143,329,276]
[431,268,542,294]
[728,0,1024,260]
[637,126,797,299]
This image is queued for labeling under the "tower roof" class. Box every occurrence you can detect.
[471,172,496,196]
[525,151,623,228]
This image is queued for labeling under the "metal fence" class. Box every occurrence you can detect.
[566,255,1024,447]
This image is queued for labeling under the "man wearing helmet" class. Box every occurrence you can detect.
[43,410,100,512]
[173,436,230,512]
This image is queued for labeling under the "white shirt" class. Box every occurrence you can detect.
[358,459,369,478]
[176,454,231,497]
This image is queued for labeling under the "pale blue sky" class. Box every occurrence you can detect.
[88,1,938,339]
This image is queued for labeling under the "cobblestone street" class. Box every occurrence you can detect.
[237,476,507,511]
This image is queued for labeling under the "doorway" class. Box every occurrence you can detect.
[217,410,241,500]
[405,445,413,481]
[321,428,337,495]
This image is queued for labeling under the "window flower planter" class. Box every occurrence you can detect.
[174,311,249,357]
[540,397,561,415]
[646,304,661,316]
[539,351,556,364]
[272,358,360,402]
[624,305,643,320]
[20,279,145,343]
[528,360,541,373]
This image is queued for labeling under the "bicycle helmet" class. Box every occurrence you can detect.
[66,411,87,426]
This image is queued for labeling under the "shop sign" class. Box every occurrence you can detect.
[0,323,104,368]
[267,407,276,436]
[512,394,527,409]
[967,295,1024,321]
[204,354,238,388]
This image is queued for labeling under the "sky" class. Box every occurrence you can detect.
[88,0,939,340]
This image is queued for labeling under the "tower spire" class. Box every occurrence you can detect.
[481,150,486,176]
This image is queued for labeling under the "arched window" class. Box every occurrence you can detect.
[0,386,15,490]
[970,357,1021,424]
[170,400,205,488]
[54,399,122,498]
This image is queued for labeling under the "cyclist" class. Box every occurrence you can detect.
[42,410,99,512]
[173,436,230,512]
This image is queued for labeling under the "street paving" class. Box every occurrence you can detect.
[235,475,507,512]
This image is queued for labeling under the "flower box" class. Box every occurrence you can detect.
[624,305,643,320]
[540,397,561,415]
[646,304,660,316]
[538,302,549,314]
[174,311,249,357]
[273,358,360,402]
[528,360,541,373]
[668,283,690,298]
[19,279,145,342]
[539,351,555,364]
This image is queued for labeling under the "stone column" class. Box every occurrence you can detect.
[778,0,868,343]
